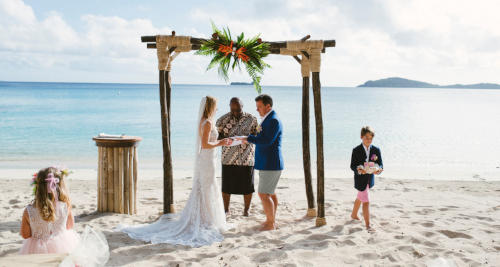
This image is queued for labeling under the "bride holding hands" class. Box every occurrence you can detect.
[118,96,233,247]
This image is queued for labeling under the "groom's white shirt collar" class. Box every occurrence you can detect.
[260,109,273,123]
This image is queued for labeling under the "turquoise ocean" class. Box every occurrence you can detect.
[1,81,499,180]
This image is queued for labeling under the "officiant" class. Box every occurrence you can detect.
[216,97,258,216]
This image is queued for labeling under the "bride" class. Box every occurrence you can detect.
[117,96,232,247]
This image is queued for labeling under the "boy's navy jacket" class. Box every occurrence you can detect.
[247,110,284,171]
[350,144,383,191]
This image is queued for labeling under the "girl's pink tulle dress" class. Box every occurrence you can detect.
[19,201,79,254]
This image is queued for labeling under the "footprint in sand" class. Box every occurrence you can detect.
[313,240,331,249]
[420,221,434,228]
[296,229,312,235]
[397,245,425,257]
[423,240,438,247]
[470,215,494,222]
[331,225,343,233]
[420,231,436,237]
[381,253,398,262]
[150,254,177,262]
[394,235,405,240]
[356,252,378,260]
[8,199,20,204]
[438,230,472,239]
[414,208,435,215]
[308,234,333,240]
[348,227,363,234]
[252,250,287,263]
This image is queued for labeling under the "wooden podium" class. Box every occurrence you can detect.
[93,135,142,214]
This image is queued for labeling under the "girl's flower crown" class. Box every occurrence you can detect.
[30,167,72,196]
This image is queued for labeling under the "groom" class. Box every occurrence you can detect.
[239,94,283,231]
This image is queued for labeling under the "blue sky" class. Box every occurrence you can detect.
[1,0,499,86]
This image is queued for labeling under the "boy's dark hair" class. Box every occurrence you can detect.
[255,94,273,107]
[361,126,375,137]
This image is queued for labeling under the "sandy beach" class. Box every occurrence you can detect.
[0,176,498,266]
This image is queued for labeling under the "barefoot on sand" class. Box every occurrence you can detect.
[259,223,276,231]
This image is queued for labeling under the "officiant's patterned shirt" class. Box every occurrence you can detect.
[216,112,258,166]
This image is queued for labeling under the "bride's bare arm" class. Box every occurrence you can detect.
[201,121,230,149]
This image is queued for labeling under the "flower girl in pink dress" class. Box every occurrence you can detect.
[19,167,79,254]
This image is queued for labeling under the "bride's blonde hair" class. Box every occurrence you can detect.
[203,96,217,119]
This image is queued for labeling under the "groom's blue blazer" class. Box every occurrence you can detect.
[247,110,284,171]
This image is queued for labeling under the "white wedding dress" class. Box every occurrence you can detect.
[117,98,229,247]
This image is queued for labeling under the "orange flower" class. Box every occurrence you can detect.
[235,47,250,62]
[218,41,233,56]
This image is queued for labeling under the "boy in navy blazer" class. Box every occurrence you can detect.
[350,126,383,231]
[239,94,283,231]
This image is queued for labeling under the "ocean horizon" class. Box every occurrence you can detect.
[1,81,499,181]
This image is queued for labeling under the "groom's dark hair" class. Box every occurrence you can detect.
[255,94,273,107]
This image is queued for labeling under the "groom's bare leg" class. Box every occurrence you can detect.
[271,194,278,217]
[258,194,277,225]
[270,194,278,228]
[222,192,231,214]
[243,193,252,216]
[259,193,276,231]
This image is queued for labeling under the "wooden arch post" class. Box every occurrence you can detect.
[155,32,191,213]
[281,39,327,226]
[310,46,326,227]
[279,35,316,218]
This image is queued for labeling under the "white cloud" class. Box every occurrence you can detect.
[0,0,35,23]
[0,0,173,82]
[0,0,499,85]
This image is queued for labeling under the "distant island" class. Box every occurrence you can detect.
[358,77,500,89]
[230,82,253,85]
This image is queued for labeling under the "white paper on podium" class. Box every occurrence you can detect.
[228,136,247,147]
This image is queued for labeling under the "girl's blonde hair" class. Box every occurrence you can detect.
[34,167,70,222]
[203,96,217,119]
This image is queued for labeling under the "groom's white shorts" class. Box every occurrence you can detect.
[258,170,282,194]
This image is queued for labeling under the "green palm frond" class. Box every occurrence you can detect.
[196,23,270,93]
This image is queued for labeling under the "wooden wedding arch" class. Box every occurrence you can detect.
[141,31,335,226]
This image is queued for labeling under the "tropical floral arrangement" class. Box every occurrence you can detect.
[196,23,270,93]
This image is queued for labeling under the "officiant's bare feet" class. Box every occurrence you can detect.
[243,210,249,217]
[366,226,375,232]
[351,214,360,220]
